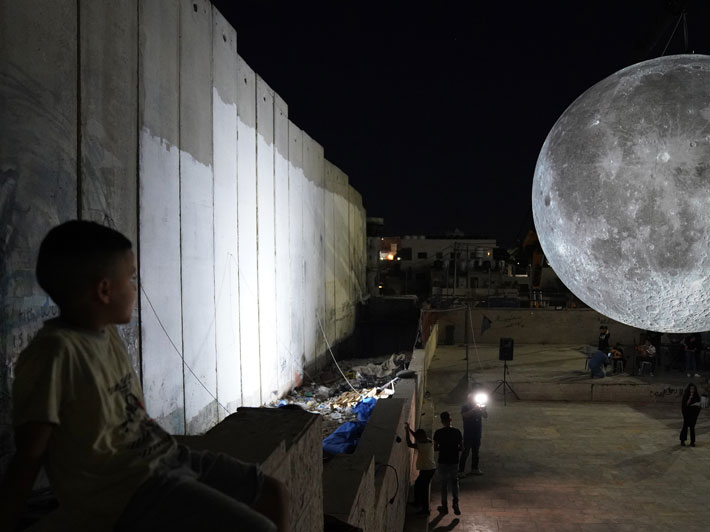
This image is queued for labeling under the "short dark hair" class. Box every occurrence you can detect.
[440,411,451,422]
[414,429,427,439]
[36,220,132,307]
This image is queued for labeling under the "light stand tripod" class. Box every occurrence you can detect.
[492,360,519,406]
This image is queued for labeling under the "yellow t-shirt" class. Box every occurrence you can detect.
[13,320,179,531]
[415,441,436,470]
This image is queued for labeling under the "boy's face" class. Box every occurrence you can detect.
[105,250,137,324]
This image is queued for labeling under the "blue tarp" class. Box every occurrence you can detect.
[322,397,377,454]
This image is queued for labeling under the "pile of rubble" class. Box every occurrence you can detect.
[269,353,410,438]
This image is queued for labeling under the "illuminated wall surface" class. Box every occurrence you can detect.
[0,0,366,438]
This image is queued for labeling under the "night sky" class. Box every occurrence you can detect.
[211,0,710,247]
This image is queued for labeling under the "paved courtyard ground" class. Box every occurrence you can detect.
[405,344,710,532]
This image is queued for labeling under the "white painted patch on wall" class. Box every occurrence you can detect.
[212,88,241,416]
[139,128,184,430]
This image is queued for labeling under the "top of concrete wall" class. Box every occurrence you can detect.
[236,55,256,128]
[348,185,364,211]
[274,93,289,159]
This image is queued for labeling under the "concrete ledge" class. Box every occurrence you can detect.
[494,381,687,403]
[323,454,375,530]
[176,407,323,532]
[322,379,417,532]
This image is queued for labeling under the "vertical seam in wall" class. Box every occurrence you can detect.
[135,0,143,385]
[178,3,187,434]
[76,0,82,220]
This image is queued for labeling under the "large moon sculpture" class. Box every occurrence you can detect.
[533,54,710,333]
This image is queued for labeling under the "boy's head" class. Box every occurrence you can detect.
[414,428,427,442]
[440,411,451,425]
[36,220,136,323]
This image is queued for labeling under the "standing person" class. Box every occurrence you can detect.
[0,221,288,532]
[433,411,462,516]
[598,325,611,353]
[459,395,488,476]
[683,334,701,378]
[680,383,702,447]
[404,423,436,514]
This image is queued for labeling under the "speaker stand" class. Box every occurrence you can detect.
[492,361,519,406]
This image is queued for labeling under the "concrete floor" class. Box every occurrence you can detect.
[404,344,710,532]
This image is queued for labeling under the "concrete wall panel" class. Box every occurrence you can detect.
[333,169,351,342]
[256,76,278,404]
[0,0,77,463]
[347,185,362,335]
[324,161,337,348]
[236,56,261,406]
[79,0,140,369]
[302,133,318,368]
[351,189,366,304]
[138,0,184,433]
[274,95,291,396]
[179,0,217,433]
[288,122,305,385]
[313,144,326,364]
[211,8,240,419]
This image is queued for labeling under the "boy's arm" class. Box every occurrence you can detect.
[253,474,289,532]
[403,423,417,448]
[0,422,53,531]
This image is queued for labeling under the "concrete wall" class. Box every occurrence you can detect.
[435,308,644,347]
[0,0,367,463]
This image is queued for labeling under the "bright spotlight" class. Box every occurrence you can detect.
[472,392,488,407]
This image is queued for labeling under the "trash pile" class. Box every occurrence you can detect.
[269,353,411,442]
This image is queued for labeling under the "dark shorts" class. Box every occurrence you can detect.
[114,445,276,532]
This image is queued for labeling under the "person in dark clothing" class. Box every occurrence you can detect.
[588,350,609,378]
[680,383,702,447]
[683,334,701,378]
[433,412,462,516]
[459,398,488,476]
[598,326,610,353]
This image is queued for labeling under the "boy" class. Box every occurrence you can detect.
[432,411,462,516]
[404,422,435,514]
[0,221,287,531]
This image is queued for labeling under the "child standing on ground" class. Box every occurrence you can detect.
[0,221,288,532]
[404,422,436,514]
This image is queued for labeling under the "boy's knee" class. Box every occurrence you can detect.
[254,475,289,532]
